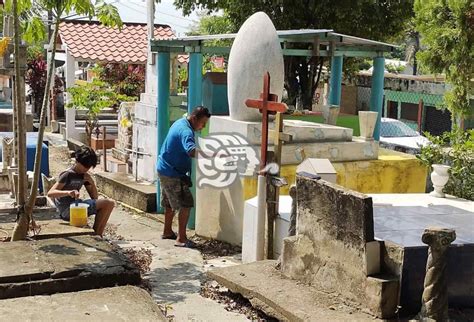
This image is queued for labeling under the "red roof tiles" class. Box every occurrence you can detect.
[59,20,175,64]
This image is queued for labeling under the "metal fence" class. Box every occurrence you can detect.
[347,86,457,135]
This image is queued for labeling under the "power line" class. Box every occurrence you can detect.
[118,1,192,29]
[123,0,198,23]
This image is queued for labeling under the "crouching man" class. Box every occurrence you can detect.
[47,146,114,236]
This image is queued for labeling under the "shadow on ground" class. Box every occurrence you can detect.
[147,261,202,303]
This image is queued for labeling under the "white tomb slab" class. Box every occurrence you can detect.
[296,158,337,183]
[210,116,353,145]
[242,195,292,263]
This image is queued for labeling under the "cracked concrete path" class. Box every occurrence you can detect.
[107,206,248,321]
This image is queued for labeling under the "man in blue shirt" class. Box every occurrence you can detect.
[158,106,211,247]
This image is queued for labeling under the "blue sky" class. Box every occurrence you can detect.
[110,0,200,36]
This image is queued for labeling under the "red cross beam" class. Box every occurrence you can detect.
[245,72,288,171]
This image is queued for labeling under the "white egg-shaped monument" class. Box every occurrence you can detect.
[227,12,284,122]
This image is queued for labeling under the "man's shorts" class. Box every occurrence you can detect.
[58,199,97,220]
[158,174,194,211]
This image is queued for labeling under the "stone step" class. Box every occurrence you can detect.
[0,286,166,320]
[94,171,156,212]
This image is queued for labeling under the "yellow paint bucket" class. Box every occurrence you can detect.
[69,203,89,227]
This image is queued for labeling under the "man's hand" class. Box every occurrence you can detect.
[68,190,80,199]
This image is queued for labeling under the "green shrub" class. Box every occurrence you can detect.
[417,129,474,200]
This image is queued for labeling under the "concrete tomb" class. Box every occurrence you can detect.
[281,174,397,318]
[279,175,474,318]
[196,12,380,245]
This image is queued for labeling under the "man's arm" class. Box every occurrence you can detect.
[84,173,99,199]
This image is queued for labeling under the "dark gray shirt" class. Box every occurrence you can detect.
[54,168,89,213]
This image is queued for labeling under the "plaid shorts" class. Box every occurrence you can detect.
[158,174,194,211]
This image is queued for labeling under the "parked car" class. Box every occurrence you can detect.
[379,118,430,154]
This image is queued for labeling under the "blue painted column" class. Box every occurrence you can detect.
[370,56,385,140]
[187,52,203,229]
[328,56,343,107]
[156,51,170,213]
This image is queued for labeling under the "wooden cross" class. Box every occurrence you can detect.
[245,72,287,171]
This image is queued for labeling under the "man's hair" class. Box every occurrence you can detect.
[190,106,211,119]
[75,146,98,168]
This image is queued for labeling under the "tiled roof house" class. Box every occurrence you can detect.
[58,20,175,64]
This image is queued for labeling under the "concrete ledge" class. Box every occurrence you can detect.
[207,260,376,321]
[0,235,141,299]
[0,286,166,320]
[0,210,94,240]
[94,172,156,212]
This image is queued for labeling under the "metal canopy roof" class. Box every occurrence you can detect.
[150,29,397,58]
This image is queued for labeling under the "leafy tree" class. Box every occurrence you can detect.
[6,0,123,241]
[414,0,474,122]
[174,0,414,107]
[25,52,63,116]
[67,79,136,145]
[417,129,474,200]
[94,62,145,99]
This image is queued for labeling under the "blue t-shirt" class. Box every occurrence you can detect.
[157,117,195,177]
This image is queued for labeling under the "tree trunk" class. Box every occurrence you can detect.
[10,0,28,241]
[12,20,61,240]
[283,56,299,106]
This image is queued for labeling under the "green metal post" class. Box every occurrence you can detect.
[370,56,385,140]
[328,56,343,107]
[187,52,203,229]
[156,51,170,213]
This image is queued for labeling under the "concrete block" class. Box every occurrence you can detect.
[295,175,374,246]
[365,275,399,318]
[94,171,156,212]
[243,196,292,262]
[210,116,353,145]
[279,175,402,318]
[106,158,127,173]
[296,158,337,183]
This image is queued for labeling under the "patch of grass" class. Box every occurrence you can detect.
[284,114,360,136]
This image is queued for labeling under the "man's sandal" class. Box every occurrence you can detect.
[174,240,197,248]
